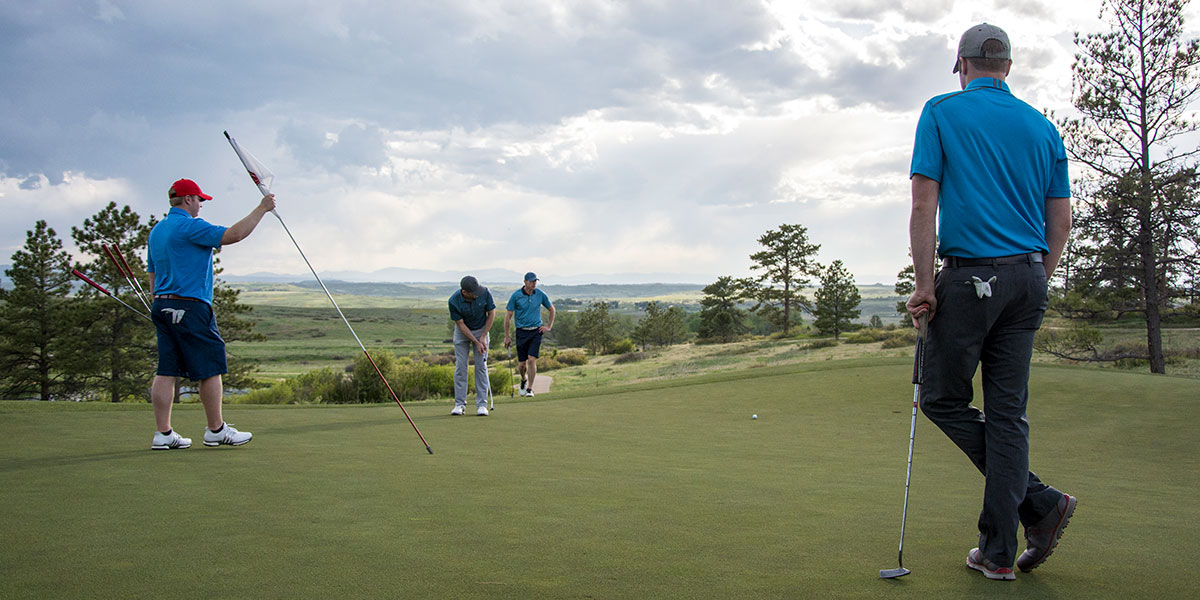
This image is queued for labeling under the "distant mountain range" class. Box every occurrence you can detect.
[222,267,714,285]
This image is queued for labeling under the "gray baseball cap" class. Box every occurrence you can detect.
[953,23,1011,73]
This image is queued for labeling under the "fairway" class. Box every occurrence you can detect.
[2,361,1198,599]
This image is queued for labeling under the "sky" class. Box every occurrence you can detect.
[2,0,1197,285]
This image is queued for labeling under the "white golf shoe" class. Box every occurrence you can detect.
[151,430,191,450]
[477,406,489,416]
[450,405,465,416]
[203,423,252,447]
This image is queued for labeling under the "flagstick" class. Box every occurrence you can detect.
[224,131,433,455]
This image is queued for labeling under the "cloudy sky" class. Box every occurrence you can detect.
[2,0,1196,285]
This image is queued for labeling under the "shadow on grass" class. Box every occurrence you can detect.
[0,449,146,473]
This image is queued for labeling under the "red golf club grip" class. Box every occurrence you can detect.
[112,242,137,278]
[72,269,112,296]
[101,244,124,275]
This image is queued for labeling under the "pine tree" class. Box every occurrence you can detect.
[1058,0,1200,373]
[71,203,157,402]
[0,221,83,400]
[812,260,861,341]
[697,276,747,343]
[744,224,821,335]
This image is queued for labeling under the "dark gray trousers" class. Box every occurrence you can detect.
[920,258,1063,567]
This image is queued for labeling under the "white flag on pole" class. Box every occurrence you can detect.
[224,131,274,192]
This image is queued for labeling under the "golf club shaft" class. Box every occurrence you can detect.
[896,312,929,567]
[225,131,432,454]
[102,244,152,314]
[71,269,152,322]
[111,242,154,310]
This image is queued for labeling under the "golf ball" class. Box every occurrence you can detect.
[752,414,758,420]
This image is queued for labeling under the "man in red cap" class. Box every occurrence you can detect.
[145,178,275,450]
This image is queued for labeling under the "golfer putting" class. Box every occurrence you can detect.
[904,23,1076,580]
[449,275,495,416]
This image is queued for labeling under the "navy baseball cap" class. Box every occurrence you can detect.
[524,272,538,282]
[460,275,481,294]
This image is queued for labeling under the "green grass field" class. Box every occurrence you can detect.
[3,360,1197,599]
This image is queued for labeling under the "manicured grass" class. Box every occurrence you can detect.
[3,361,1197,599]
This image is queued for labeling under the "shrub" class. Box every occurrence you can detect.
[614,351,647,364]
[606,338,635,355]
[802,339,839,350]
[843,328,891,344]
[555,348,588,366]
[881,328,917,349]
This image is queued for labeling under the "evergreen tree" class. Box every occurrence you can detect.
[744,224,821,335]
[576,301,620,355]
[71,203,157,402]
[631,301,687,349]
[812,260,861,340]
[1058,0,1200,373]
[0,221,83,400]
[697,276,747,343]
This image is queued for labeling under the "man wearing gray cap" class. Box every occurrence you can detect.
[448,276,495,416]
[906,23,1075,580]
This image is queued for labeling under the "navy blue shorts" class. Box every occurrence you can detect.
[514,328,543,361]
[152,298,227,381]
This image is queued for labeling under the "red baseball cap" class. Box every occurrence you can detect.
[169,178,213,201]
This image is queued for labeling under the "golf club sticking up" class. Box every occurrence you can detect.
[880,310,929,580]
[225,130,433,455]
[111,242,154,311]
[101,244,152,313]
[71,268,152,322]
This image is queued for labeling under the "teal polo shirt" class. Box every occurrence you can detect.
[910,77,1071,259]
[448,288,496,330]
[146,207,227,305]
[506,287,552,329]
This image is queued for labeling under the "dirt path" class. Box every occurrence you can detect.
[510,375,552,395]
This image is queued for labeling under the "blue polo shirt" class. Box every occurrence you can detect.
[506,287,552,329]
[146,207,227,305]
[448,288,496,330]
[910,78,1071,259]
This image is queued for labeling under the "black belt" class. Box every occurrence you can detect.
[154,294,203,302]
[942,253,1043,268]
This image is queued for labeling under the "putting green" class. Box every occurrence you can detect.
[2,360,1196,599]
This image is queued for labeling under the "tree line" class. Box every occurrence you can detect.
[0,203,260,401]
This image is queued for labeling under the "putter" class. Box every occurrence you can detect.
[880,311,929,580]
[484,348,494,411]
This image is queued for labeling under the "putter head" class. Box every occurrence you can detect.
[879,567,910,579]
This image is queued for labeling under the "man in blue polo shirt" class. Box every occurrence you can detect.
[448,275,496,416]
[504,272,555,397]
[906,24,1075,580]
[145,178,275,450]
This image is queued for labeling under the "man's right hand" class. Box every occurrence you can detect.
[259,193,276,213]
[504,336,511,349]
[905,293,936,329]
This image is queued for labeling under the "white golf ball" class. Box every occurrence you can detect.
[752,414,758,420]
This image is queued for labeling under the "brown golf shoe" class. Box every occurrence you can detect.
[1017,493,1077,572]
